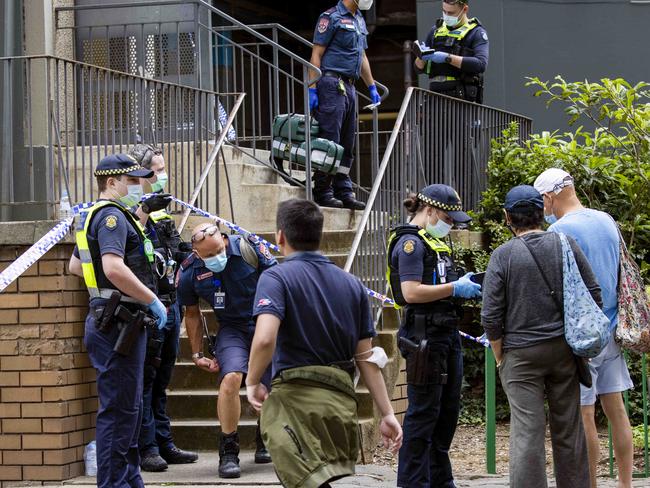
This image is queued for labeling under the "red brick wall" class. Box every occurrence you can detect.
[0,243,96,485]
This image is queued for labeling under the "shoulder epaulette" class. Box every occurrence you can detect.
[323,7,336,15]
[180,253,196,271]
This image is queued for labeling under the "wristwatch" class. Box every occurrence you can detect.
[192,352,204,360]
[445,54,452,64]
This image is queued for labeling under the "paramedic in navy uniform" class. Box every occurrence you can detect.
[309,0,380,210]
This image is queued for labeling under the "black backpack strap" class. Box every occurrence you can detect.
[517,235,563,311]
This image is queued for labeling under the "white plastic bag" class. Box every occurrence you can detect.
[84,440,97,476]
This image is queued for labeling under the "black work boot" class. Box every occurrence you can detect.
[218,431,241,478]
[254,421,272,464]
[160,445,198,464]
[316,196,344,209]
[140,452,168,472]
[341,197,366,211]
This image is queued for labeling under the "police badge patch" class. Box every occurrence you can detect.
[318,17,330,34]
[105,215,118,230]
[258,244,273,260]
[482,31,488,41]
[403,239,415,255]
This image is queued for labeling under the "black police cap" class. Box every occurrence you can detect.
[94,154,154,178]
[417,184,471,223]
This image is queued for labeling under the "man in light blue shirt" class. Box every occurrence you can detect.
[535,168,633,488]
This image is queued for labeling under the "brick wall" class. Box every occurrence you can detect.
[391,359,407,424]
[0,237,96,486]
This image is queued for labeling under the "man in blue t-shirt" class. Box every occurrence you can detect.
[246,199,402,488]
[535,168,634,488]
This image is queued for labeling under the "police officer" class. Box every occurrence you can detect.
[309,0,380,210]
[127,144,198,471]
[176,223,276,478]
[387,184,481,488]
[414,0,489,103]
[67,154,169,488]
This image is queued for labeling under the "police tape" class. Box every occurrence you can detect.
[171,196,491,348]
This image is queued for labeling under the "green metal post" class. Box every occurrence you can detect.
[485,348,496,474]
[642,354,649,477]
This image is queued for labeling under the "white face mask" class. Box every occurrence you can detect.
[353,346,389,386]
[356,0,374,10]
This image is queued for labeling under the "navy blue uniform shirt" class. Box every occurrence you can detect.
[313,1,369,79]
[424,21,489,74]
[177,235,277,329]
[391,233,429,283]
[73,203,142,261]
[253,251,376,378]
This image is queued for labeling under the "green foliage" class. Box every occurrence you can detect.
[632,424,649,450]
[476,77,650,280]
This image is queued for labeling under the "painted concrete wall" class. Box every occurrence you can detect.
[417,0,650,132]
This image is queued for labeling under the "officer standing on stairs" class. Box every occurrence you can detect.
[176,223,276,478]
[309,0,381,210]
[67,154,170,488]
[127,144,198,472]
[387,184,482,488]
[414,0,488,103]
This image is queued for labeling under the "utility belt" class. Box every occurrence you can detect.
[398,306,458,386]
[430,75,483,103]
[158,291,176,307]
[91,291,155,357]
[322,71,356,85]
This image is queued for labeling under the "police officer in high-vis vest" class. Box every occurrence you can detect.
[309,0,380,210]
[414,0,489,103]
[68,154,170,488]
[128,144,198,472]
[387,184,481,488]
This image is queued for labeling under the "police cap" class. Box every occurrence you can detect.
[94,154,153,178]
[417,184,471,223]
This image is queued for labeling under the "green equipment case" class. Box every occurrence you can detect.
[271,137,343,175]
[272,114,320,142]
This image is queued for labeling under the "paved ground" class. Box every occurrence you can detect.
[34,452,647,487]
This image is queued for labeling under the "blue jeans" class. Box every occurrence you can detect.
[139,303,180,456]
[312,75,357,201]
[85,304,146,488]
[397,330,463,488]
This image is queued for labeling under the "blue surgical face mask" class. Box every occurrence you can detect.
[426,212,453,239]
[544,213,558,225]
[443,12,461,28]
[150,172,168,193]
[203,250,228,273]
[114,179,143,208]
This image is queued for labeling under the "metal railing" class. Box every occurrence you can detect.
[54,0,389,199]
[0,55,243,221]
[344,87,533,320]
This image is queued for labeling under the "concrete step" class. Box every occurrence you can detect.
[166,387,376,421]
[254,230,356,254]
[171,417,376,452]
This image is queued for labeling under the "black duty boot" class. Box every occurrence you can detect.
[218,431,241,478]
[140,452,168,472]
[254,422,272,464]
[316,196,344,209]
[160,445,198,464]
[341,198,366,211]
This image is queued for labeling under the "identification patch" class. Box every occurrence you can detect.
[214,292,225,309]
[403,239,416,255]
[197,271,213,281]
[258,244,273,260]
[318,17,330,34]
[258,298,272,307]
[482,31,488,41]
[105,215,118,230]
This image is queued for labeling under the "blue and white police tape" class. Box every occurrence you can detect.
[170,196,491,348]
[0,202,95,294]
[218,101,237,142]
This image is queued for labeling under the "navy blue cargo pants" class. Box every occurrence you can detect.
[313,74,356,202]
[397,330,463,488]
[85,302,146,488]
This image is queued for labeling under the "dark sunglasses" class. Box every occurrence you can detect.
[191,225,220,243]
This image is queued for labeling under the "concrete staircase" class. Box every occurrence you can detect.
[168,149,401,457]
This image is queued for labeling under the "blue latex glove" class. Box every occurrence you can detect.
[309,87,319,111]
[422,51,449,64]
[368,84,381,105]
[452,272,482,299]
[148,297,168,330]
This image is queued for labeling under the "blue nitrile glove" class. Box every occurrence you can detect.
[368,84,381,105]
[148,297,168,330]
[309,87,319,111]
[422,51,449,64]
[452,272,482,299]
